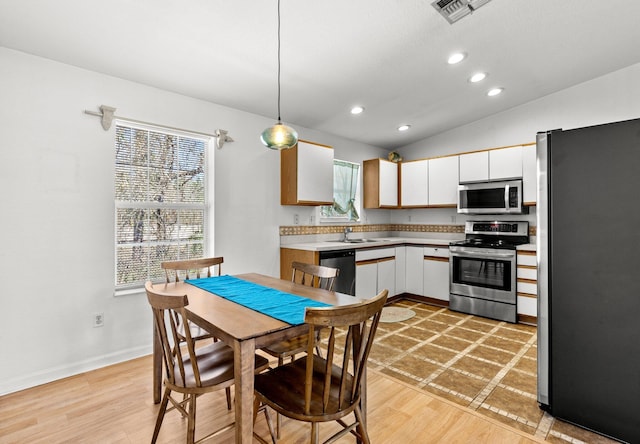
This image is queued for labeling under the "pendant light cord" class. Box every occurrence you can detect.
[277,0,282,123]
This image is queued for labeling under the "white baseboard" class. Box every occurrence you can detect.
[0,344,152,396]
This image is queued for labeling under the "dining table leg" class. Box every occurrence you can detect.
[234,337,256,443]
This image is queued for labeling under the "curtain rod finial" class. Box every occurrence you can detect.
[99,105,117,130]
[215,129,234,149]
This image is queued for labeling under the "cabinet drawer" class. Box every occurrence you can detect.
[517,267,537,280]
[356,248,396,262]
[423,246,449,259]
[517,280,537,295]
[517,251,536,266]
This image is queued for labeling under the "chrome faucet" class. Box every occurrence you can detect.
[343,226,352,242]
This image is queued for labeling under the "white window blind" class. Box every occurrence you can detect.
[114,122,208,289]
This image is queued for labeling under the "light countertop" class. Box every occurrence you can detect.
[282,237,457,252]
[282,237,537,252]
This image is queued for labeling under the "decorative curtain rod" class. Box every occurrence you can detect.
[83,105,234,149]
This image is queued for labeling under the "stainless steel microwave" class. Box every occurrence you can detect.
[457,179,527,214]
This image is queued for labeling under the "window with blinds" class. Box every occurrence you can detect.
[115,123,208,289]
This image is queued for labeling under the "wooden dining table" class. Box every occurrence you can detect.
[151,272,364,443]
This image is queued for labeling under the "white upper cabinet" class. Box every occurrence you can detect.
[490,146,523,180]
[400,160,428,207]
[522,144,537,204]
[281,140,334,205]
[363,158,398,208]
[428,155,459,206]
[459,146,524,183]
[459,151,489,183]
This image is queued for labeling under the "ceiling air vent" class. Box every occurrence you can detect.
[431,0,492,24]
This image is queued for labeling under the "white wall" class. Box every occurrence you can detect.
[391,62,640,226]
[398,62,640,159]
[0,47,386,395]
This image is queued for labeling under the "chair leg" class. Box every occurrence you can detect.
[151,388,171,444]
[311,422,319,444]
[253,398,277,444]
[186,394,196,444]
[263,406,277,444]
[353,405,370,444]
[276,355,285,439]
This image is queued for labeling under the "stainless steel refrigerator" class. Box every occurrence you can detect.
[537,118,640,444]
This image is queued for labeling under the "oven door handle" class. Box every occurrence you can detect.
[450,249,515,259]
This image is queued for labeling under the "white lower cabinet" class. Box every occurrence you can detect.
[394,246,406,295]
[423,246,450,302]
[355,248,396,298]
[405,246,425,295]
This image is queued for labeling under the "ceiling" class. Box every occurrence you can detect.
[2,0,640,150]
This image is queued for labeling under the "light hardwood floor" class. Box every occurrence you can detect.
[0,355,546,443]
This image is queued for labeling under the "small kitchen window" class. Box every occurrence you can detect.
[320,159,360,222]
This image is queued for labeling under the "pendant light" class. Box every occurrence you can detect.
[260,0,298,150]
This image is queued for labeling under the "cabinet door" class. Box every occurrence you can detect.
[459,151,489,183]
[428,155,459,206]
[355,261,377,298]
[395,246,406,295]
[377,258,396,297]
[423,257,450,301]
[489,146,523,180]
[379,160,398,206]
[522,144,537,204]
[363,159,398,208]
[297,141,334,203]
[400,160,428,206]
[281,140,333,205]
[405,246,424,295]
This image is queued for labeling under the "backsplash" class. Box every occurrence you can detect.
[279,224,464,236]
[280,223,536,237]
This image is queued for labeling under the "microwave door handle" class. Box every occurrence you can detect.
[505,184,510,209]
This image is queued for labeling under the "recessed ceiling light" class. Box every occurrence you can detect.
[350,106,364,115]
[487,87,504,97]
[447,52,466,65]
[397,124,411,132]
[469,72,487,83]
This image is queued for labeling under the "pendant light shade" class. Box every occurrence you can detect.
[261,0,298,150]
[261,122,298,150]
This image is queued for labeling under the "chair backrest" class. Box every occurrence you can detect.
[291,261,339,291]
[302,289,388,416]
[162,257,223,283]
[145,281,202,389]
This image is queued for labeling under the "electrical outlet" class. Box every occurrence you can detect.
[294,214,299,225]
[310,215,315,225]
[93,313,104,328]
[408,215,412,222]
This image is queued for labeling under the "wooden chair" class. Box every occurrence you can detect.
[161,257,233,408]
[290,261,339,291]
[253,288,388,444]
[145,281,273,444]
[261,262,339,436]
[262,261,339,364]
[162,256,224,283]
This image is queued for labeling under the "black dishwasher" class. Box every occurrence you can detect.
[319,249,356,295]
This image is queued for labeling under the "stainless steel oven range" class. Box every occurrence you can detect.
[449,221,529,323]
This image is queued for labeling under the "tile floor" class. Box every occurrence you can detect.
[366,301,620,444]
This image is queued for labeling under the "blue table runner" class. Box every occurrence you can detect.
[186,275,331,325]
